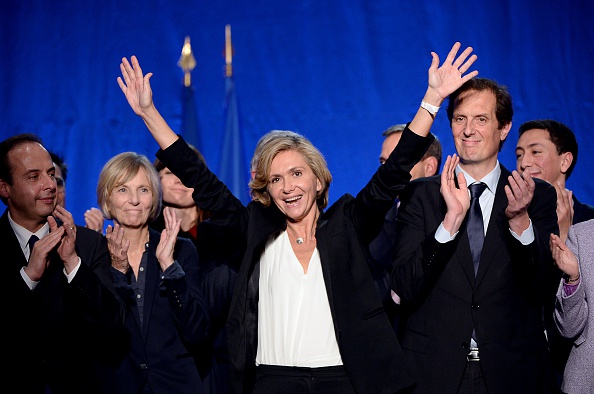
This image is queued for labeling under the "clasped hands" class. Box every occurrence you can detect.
[26,205,79,281]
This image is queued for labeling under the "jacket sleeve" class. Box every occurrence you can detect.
[353,127,435,245]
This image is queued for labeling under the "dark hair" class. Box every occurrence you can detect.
[0,133,44,185]
[382,124,442,170]
[518,119,578,179]
[49,151,68,182]
[425,135,443,171]
[446,78,513,151]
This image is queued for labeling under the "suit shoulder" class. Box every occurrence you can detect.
[406,175,440,193]
[75,225,104,243]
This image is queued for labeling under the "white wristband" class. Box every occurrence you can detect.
[420,101,440,116]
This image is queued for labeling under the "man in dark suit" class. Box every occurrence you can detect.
[368,124,442,331]
[0,134,125,394]
[392,78,561,393]
[515,119,594,386]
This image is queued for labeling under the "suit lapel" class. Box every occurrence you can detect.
[0,212,29,270]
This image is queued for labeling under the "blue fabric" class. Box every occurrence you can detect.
[219,76,249,205]
[1,0,593,224]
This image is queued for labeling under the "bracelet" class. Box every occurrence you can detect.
[565,273,580,283]
[420,101,440,116]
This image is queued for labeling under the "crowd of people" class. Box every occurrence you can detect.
[1,41,592,394]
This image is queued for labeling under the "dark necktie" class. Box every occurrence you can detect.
[467,183,487,277]
[28,234,39,257]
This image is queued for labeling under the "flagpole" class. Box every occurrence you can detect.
[177,36,201,150]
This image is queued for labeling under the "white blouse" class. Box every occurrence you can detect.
[255,231,342,367]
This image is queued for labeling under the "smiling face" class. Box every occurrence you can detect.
[515,128,570,187]
[451,89,511,177]
[107,168,153,229]
[159,167,195,208]
[267,149,321,223]
[0,142,57,231]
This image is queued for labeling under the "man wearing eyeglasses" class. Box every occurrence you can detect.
[49,151,67,207]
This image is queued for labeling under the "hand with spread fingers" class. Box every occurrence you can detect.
[156,206,182,271]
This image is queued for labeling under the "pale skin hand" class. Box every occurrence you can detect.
[106,222,130,274]
[84,207,105,233]
[25,217,65,281]
[156,206,182,271]
[409,42,479,138]
[554,183,573,242]
[550,233,579,280]
[117,56,154,117]
[52,205,79,273]
[425,42,479,104]
[504,169,534,235]
[440,154,470,235]
[117,56,179,150]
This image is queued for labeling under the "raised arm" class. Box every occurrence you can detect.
[117,56,178,149]
[408,42,478,138]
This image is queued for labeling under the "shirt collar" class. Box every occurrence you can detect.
[455,160,501,195]
[8,211,50,250]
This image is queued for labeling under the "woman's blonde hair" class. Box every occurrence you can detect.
[249,130,332,209]
[97,152,162,222]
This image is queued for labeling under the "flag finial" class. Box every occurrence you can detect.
[178,36,196,87]
[225,25,233,77]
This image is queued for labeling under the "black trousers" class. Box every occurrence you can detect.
[457,361,488,394]
[253,364,355,394]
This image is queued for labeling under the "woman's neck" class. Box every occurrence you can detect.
[167,205,199,232]
[285,209,319,244]
[122,226,150,251]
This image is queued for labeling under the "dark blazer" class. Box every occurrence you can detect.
[572,194,594,224]
[157,128,434,394]
[106,228,209,394]
[392,165,560,394]
[150,214,240,394]
[1,210,125,394]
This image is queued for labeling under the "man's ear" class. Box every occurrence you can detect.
[560,151,573,175]
[0,179,9,199]
[423,157,439,177]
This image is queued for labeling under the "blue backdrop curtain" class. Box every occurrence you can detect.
[1,0,593,222]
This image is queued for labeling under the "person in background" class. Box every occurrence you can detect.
[96,152,210,394]
[549,219,594,394]
[48,150,107,233]
[392,77,560,393]
[50,151,68,207]
[515,119,594,388]
[368,124,442,330]
[516,119,594,241]
[117,41,476,393]
[150,148,239,394]
[0,134,125,394]
[85,207,105,232]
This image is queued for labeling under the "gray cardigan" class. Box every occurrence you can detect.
[554,218,594,394]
